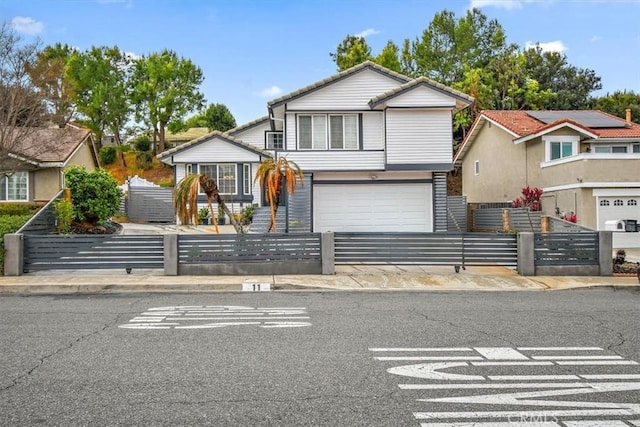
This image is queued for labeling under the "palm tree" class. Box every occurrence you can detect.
[174,173,241,233]
[255,157,304,232]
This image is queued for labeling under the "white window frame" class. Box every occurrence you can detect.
[592,144,628,154]
[243,164,251,195]
[266,132,284,150]
[298,114,358,150]
[1,171,28,201]
[474,160,480,176]
[545,135,579,162]
[198,164,238,196]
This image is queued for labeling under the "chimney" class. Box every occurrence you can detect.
[626,108,632,125]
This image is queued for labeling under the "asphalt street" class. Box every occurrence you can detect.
[1,289,639,426]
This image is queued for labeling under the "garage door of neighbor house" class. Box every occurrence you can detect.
[313,183,432,232]
[597,196,640,229]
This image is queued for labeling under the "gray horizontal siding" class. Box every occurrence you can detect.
[23,235,164,271]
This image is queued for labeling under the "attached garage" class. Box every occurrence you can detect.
[313,182,432,232]
[595,194,640,230]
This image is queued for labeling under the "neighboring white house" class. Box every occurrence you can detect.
[158,61,473,232]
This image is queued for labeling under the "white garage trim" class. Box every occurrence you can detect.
[313,182,432,232]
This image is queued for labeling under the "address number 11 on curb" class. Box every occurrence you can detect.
[242,282,271,292]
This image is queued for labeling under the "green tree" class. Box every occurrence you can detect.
[64,165,122,225]
[330,35,373,71]
[66,46,131,166]
[594,90,640,123]
[27,43,76,128]
[522,45,601,109]
[375,41,402,73]
[130,50,205,153]
[412,8,509,85]
[172,102,237,133]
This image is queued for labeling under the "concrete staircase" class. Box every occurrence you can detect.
[248,207,286,233]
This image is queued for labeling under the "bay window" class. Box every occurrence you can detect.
[1,171,28,201]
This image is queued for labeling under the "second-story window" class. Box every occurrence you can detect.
[299,114,358,150]
[266,132,283,150]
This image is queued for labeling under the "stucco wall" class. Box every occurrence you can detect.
[33,168,62,203]
[461,122,527,203]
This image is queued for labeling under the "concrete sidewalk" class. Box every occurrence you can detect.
[1,264,638,294]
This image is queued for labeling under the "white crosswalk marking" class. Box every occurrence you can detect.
[119,305,312,329]
[373,346,640,426]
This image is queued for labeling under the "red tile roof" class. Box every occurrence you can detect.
[481,110,640,139]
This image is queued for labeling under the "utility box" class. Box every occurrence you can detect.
[624,219,638,232]
[604,220,625,231]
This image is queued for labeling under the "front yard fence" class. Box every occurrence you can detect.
[4,230,613,277]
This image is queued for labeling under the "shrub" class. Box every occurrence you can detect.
[135,135,152,152]
[135,151,153,170]
[0,202,37,216]
[54,198,74,234]
[119,144,131,153]
[99,146,117,165]
[64,165,122,224]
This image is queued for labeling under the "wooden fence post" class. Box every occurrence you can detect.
[541,215,550,233]
[502,208,511,232]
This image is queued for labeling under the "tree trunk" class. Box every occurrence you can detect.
[206,197,219,234]
[158,121,166,153]
[114,133,126,168]
[214,194,241,233]
[267,174,283,233]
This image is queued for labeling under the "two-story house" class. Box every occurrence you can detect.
[158,61,473,232]
[454,110,640,233]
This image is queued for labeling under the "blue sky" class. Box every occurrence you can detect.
[2,0,639,125]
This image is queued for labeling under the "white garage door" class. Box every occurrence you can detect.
[313,183,432,232]
[597,197,640,230]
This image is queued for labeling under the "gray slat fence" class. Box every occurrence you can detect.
[23,234,164,271]
[534,232,599,266]
[127,187,175,223]
[473,208,541,232]
[178,233,322,275]
[179,233,321,264]
[548,216,594,232]
[334,232,517,267]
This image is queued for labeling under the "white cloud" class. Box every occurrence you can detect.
[11,16,44,35]
[354,28,380,39]
[525,40,567,53]
[469,0,550,10]
[258,86,282,98]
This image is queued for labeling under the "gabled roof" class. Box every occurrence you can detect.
[156,130,272,161]
[267,61,411,108]
[227,116,269,136]
[368,76,474,110]
[8,127,95,167]
[454,110,640,164]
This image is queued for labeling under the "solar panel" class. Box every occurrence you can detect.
[527,111,626,128]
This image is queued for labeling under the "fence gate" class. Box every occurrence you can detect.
[127,187,175,223]
[447,196,467,232]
